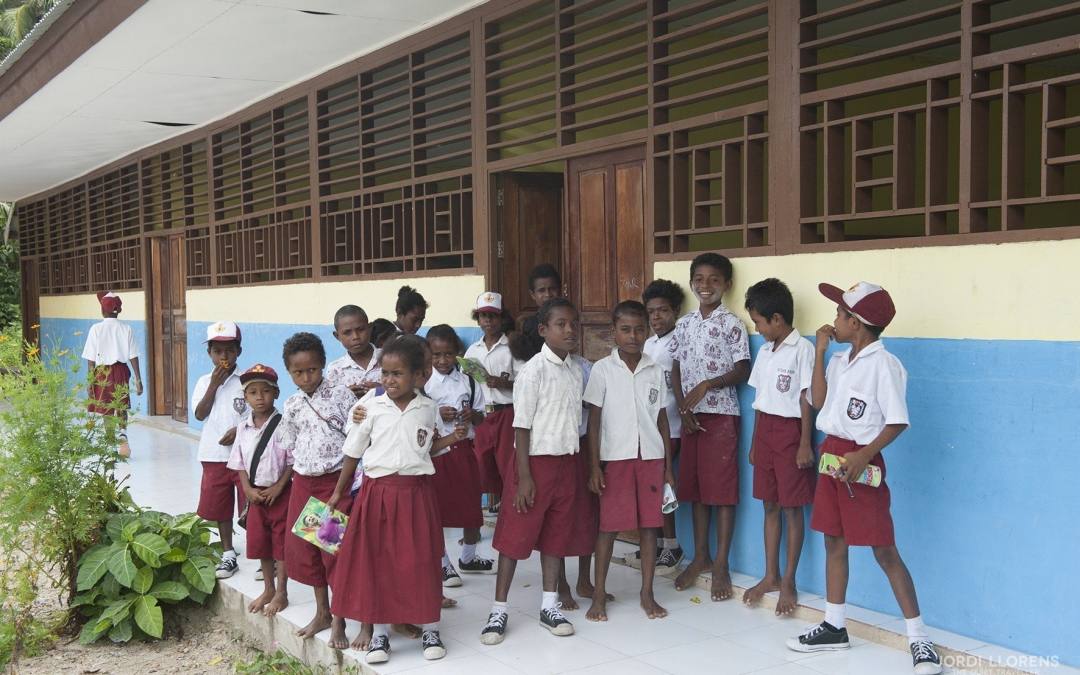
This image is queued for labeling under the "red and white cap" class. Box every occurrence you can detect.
[240,363,278,389]
[205,320,242,344]
[475,291,503,313]
[96,291,122,315]
[818,281,896,328]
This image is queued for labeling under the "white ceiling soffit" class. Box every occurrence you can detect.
[0,0,485,202]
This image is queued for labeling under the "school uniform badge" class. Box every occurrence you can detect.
[232,397,246,414]
[846,397,866,420]
[649,387,659,404]
[417,428,429,446]
[776,374,791,393]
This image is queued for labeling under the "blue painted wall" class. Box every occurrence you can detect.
[39,317,150,415]
[672,334,1080,666]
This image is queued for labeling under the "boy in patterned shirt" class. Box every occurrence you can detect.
[278,332,358,649]
[669,253,751,601]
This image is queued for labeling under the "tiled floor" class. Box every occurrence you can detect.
[120,419,1033,675]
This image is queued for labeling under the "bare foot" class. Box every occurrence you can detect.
[296,611,332,639]
[118,440,131,458]
[586,597,608,622]
[641,591,668,619]
[557,579,580,611]
[442,595,458,608]
[775,579,798,615]
[248,589,274,614]
[674,556,711,591]
[710,567,733,601]
[350,623,373,651]
[328,617,348,650]
[264,591,288,617]
[394,623,422,639]
[577,581,613,602]
[742,576,780,606]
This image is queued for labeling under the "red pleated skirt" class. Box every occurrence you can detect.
[432,440,484,528]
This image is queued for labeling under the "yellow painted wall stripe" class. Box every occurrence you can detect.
[41,292,147,321]
[655,238,1080,342]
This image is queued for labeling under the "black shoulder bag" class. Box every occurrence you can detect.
[237,413,282,529]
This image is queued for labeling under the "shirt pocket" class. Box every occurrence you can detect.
[842,388,875,426]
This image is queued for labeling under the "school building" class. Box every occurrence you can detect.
[1,0,1077,667]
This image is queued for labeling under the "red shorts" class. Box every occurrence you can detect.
[810,436,894,547]
[332,474,443,625]
[88,362,131,415]
[286,472,354,587]
[432,440,484,529]
[568,440,599,556]
[677,413,740,506]
[245,483,291,561]
[752,412,815,507]
[493,454,582,560]
[599,457,664,532]
[197,461,243,522]
[474,407,514,494]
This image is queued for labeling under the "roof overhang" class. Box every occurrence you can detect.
[0,0,485,202]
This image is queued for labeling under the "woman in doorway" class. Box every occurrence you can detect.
[82,291,143,458]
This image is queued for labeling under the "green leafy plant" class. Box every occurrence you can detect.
[74,510,220,644]
[234,649,359,675]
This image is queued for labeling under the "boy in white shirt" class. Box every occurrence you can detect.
[583,301,674,622]
[742,278,816,616]
[191,321,248,580]
[82,291,142,457]
[786,282,941,675]
[481,298,584,645]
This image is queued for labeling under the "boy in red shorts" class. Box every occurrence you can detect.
[583,300,674,622]
[742,278,816,615]
[669,253,751,600]
[480,298,584,645]
[786,281,941,675]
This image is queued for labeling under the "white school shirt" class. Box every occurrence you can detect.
[815,340,909,445]
[512,344,583,456]
[424,368,486,444]
[325,350,382,391]
[226,410,293,488]
[192,370,248,462]
[572,354,592,438]
[583,349,666,462]
[342,393,437,478]
[748,329,815,419]
[81,318,139,366]
[644,331,682,438]
[464,334,523,406]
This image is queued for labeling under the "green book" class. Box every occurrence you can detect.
[291,496,349,555]
[456,356,489,384]
[818,452,882,487]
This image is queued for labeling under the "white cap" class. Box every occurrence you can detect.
[475,291,502,313]
[205,321,242,343]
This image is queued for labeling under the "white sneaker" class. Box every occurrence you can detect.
[215,555,238,579]
[422,630,446,660]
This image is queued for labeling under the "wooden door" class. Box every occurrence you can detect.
[567,146,647,361]
[19,259,40,349]
[494,172,563,319]
[147,235,188,421]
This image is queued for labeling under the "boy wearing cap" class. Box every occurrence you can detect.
[228,364,292,617]
[786,282,942,675]
[192,320,248,579]
[82,291,143,458]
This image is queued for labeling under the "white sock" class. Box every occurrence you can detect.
[824,602,846,629]
[541,591,558,611]
[663,538,678,550]
[491,601,508,616]
[421,622,440,632]
[905,616,928,644]
[222,549,236,560]
[461,543,477,562]
[441,553,451,567]
[373,624,389,638]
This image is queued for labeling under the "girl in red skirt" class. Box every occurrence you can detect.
[329,336,465,664]
[423,325,494,587]
[82,292,142,458]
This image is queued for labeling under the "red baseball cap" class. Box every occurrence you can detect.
[240,363,278,389]
[819,281,896,328]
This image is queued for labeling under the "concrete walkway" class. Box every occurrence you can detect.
[121,418,1061,675]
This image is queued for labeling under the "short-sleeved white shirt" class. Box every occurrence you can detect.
[325,350,381,392]
[81,318,139,366]
[342,393,437,478]
[748,329,815,419]
[571,354,592,438]
[512,344,583,456]
[583,349,666,462]
[668,303,751,416]
[192,371,248,462]
[424,368,486,442]
[464,334,523,406]
[815,340,909,445]
[644,331,681,438]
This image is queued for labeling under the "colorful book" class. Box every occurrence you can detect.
[456,356,489,384]
[818,452,882,487]
[291,496,349,555]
